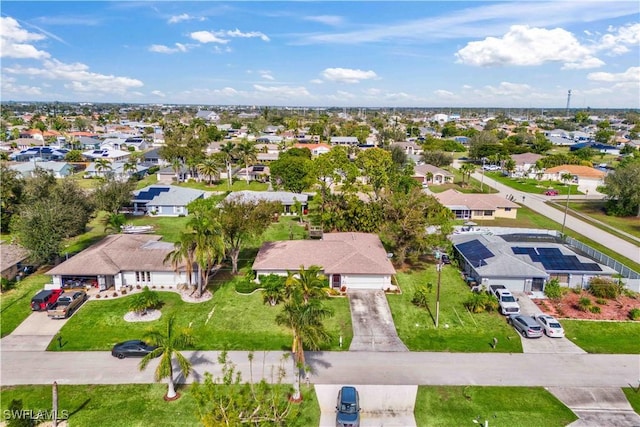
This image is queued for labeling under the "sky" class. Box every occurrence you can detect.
[1,1,639,109]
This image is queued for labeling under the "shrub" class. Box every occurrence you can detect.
[1,277,16,293]
[259,274,286,305]
[129,286,161,315]
[595,298,607,305]
[629,308,640,320]
[121,289,127,295]
[589,277,624,299]
[95,294,101,299]
[136,285,142,290]
[544,279,563,300]
[235,277,260,294]
[464,293,498,313]
[411,286,431,309]
[572,286,582,294]
[577,297,592,312]
[589,306,601,314]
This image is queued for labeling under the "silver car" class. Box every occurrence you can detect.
[533,314,565,338]
[508,314,543,338]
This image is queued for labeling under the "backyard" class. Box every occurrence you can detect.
[485,171,582,195]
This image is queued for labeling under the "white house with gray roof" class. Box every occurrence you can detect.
[253,232,396,290]
[225,190,308,214]
[9,161,73,179]
[132,185,208,216]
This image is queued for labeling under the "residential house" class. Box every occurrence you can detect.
[195,110,220,122]
[9,161,73,179]
[252,232,396,290]
[84,161,149,180]
[82,148,131,163]
[9,146,70,162]
[413,164,454,186]
[434,189,520,220]
[75,136,102,150]
[452,233,616,293]
[256,135,283,144]
[225,190,308,214]
[331,136,359,146]
[46,234,196,292]
[390,141,423,158]
[235,165,270,182]
[0,242,30,281]
[293,143,331,157]
[542,165,606,194]
[141,148,167,168]
[131,185,208,216]
[510,153,543,175]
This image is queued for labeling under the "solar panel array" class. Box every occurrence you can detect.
[457,239,494,267]
[511,246,602,272]
[136,187,170,201]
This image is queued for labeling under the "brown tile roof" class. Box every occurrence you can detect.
[511,153,543,164]
[46,234,182,276]
[253,232,396,275]
[545,165,605,178]
[434,189,520,210]
[0,242,29,271]
[414,164,453,176]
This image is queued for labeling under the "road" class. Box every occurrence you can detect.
[471,171,640,264]
[1,350,638,387]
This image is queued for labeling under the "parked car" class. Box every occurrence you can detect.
[533,314,565,338]
[544,189,559,196]
[30,289,63,311]
[441,254,451,264]
[47,291,87,319]
[111,340,158,359]
[336,386,360,427]
[508,314,543,338]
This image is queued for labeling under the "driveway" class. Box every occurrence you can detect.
[316,384,417,427]
[0,310,68,352]
[514,292,586,354]
[549,387,640,427]
[347,290,408,352]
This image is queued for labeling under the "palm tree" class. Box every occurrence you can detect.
[171,158,183,182]
[164,232,197,290]
[284,265,327,304]
[196,155,223,185]
[219,141,236,190]
[235,139,258,183]
[139,316,194,400]
[188,212,225,297]
[94,158,112,177]
[123,159,138,178]
[425,172,434,185]
[102,212,127,234]
[561,172,574,234]
[459,163,475,186]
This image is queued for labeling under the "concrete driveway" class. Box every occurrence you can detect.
[514,293,586,354]
[0,310,68,351]
[347,290,408,352]
[316,384,417,427]
[548,387,640,427]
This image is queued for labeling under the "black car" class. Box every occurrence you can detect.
[336,386,360,427]
[111,340,157,359]
[441,254,451,264]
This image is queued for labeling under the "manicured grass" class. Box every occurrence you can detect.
[177,179,269,192]
[388,266,522,353]
[561,320,640,354]
[0,273,51,337]
[414,386,578,427]
[48,278,352,352]
[0,384,319,427]
[623,387,640,415]
[124,215,191,243]
[429,170,499,194]
[564,200,640,239]
[63,212,109,255]
[486,172,582,195]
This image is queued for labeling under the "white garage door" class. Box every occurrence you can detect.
[344,275,388,290]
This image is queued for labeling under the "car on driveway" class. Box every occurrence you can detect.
[31,289,63,311]
[508,314,543,338]
[111,340,157,359]
[544,189,559,196]
[533,314,565,337]
[336,386,360,427]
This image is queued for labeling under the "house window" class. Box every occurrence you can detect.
[484,210,493,216]
[175,206,184,214]
[504,208,512,212]
[136,271,151,283]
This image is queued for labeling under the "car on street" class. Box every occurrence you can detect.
[544,189,559,196]
[508,314,543,338]
[533,314,565,338]
[111,340,158,359]
[336,386,360,427]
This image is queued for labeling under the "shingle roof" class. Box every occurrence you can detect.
[414,164,453,177]
[434,190,520,210]
[46,234,181,276]
[226,190,308,205]
[545,165,605,178]
[252,232,396,275]
[0,242,29,271]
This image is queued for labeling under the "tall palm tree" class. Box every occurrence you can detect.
[164,232,197,290]
[235,139,258,183]
[102,212,126,234]
[139,316,194,400]
[94,158,112,177]
[123,159,138,178]
[219,141,236,190]
[196,155,223,185]
[188,212,225,297]
[459,163,475,186]
[284,265,327,304]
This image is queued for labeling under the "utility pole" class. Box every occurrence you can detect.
[435,250,443,328]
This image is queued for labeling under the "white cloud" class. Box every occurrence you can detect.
[225,29,270,42]
[259,70,274,81]
[168,13,204,24]
[321,68,378,83]
[434,89,455,97]
[148,43,190,54]
[253,84,311,98]
[456,25,602,69]
[0,17,50,59]
[0,75,43,96]
[482,82,534,97]
[304,15,344,26]
[310,79,323,84]
[190,31,228,44]
[597,23,640,55]
[151,90,166,97]
[587,66,640,83]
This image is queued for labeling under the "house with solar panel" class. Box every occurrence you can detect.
[451,233,617,293]
[131,185,209,216]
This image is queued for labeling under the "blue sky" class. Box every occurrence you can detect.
[1,1,638,108]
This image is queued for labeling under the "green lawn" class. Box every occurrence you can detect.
[414,386,578,427]
[389,266,522,352]
[623,387,640,415]
[0,384,319,427]
[563,200,640,239]
[0,273,51,337]
[177,179,269,192]
[429,169,499,194]
[561,320,640,354]
[486,172,582,195]
[48,276,352,352]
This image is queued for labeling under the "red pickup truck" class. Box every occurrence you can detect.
[30,289,63,311]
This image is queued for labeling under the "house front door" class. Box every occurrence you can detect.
[332,274,341,289]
